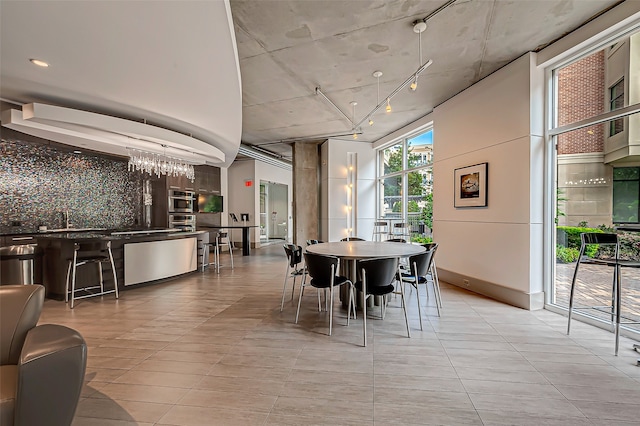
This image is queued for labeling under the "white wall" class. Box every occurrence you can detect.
[320,139,376,242]
[432,53,544,309]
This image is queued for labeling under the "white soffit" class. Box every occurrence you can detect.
[2,103,225,164]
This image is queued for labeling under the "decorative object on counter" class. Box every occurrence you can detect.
[127,147,195,181]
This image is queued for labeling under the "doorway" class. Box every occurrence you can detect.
[260,181,288,244]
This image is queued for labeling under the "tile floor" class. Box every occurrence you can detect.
[38,245,640,426]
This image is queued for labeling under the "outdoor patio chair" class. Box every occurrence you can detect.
[567,232,640,355]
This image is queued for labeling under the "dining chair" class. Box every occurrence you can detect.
[350,256,410,346]
[385,238,407,243]
[306,239,323,245]
[422,243,442,309]
[567,232,640,355]
[340,237,366,241]
[281,244,306,312]
[398,245,441,331]
[295,252,355,336]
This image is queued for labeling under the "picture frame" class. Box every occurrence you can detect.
[454,162,488,208]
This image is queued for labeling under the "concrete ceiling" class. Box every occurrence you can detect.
[232,0,624,160]
[0,0,626,166]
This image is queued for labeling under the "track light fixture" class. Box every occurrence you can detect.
[315,13,438,138]
[350,101,358,139]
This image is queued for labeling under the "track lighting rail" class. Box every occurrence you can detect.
[355,59,432,130]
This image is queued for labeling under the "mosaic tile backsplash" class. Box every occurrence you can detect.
[0,137,143,233]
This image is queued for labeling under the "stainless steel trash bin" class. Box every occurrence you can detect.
[0,245,43,285]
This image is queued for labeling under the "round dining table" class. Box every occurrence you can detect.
[305,240,424,260]
[305,240,425,306]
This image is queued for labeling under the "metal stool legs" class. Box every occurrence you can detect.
[65,240,118,309]
[214,233,234,273]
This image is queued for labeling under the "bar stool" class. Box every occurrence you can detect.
[567,232,640,355]
[65,240,118,309]
[214,231,234,273]
[201,241,214,272]
[372,221,389,241]
[391,222,410,241]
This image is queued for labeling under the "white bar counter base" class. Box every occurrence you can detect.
[124,237,197,286]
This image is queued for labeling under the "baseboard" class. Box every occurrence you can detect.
[438,268,545,310]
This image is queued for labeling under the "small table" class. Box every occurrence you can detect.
[200,225,258,256]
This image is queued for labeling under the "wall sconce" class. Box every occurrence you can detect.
[346,152,357,237]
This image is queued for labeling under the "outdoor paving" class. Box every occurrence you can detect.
[555,262,640,331]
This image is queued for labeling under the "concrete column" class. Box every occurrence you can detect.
[292,142,319,246]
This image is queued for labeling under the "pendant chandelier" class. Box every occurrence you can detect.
[127,146,195,181]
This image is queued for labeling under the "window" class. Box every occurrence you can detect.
[377,128,433,241]
[609,78,624,136]
[613,167,639,223]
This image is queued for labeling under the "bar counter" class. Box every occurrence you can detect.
[33,229,208,299]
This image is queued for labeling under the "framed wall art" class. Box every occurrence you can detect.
[454,162,488,207]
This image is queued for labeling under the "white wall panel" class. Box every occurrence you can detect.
[435,54,532,161]
[432,53,539,300]
[434,220,530,293]
[434,136,532,224]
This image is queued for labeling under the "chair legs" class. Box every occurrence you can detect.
[568,244,626,356]
[280,264,300,312]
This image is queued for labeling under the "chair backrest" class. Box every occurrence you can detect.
[386,238,406,243]
[283,244,302,267]
[580,232,618,259]
[304,252,338,284]
[581,232,617,245]
[408,249,435,278]
[374,221,388,227]
[0,285,44,365]
[74,240,111,253]
[341,237,365,241]
[422,242,437,251]
[358,257,399,291]
[306,239,322,245]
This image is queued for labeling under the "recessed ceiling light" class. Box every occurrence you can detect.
[29,58,49,67]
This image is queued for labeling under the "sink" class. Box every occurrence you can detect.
[41,228,108,233]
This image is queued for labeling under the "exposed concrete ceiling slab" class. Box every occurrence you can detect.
[232,0,623,160]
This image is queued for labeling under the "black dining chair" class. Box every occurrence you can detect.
[398,245,441,331]
[340,237,366,241]
[306,239,324,246]
[350,256,410,346]
[295,252,355,336]
[385,238,407,243]
[281,244,306,312]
